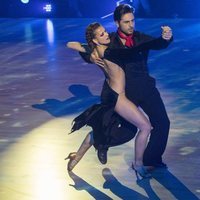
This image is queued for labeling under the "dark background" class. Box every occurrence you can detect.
[0,0,200,18]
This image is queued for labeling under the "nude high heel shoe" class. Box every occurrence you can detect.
[65,152,78,171]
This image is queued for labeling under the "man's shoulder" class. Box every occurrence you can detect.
[134,30,154,43]
[108,32,122,48]
[134,31,149,38]
[109,31,146,36]
[109,32,118,38]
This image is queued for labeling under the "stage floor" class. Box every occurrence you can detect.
[0,18,199,200]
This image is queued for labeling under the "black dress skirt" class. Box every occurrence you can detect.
[70,80,137,149]
[73,39,172,149]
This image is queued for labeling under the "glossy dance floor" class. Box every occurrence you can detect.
[0,18,199,200]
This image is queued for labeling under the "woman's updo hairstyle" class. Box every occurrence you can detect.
[85,22,101,51]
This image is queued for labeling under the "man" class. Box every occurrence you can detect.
[79,4,173,169]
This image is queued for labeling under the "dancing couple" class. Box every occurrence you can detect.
[65,4,173,178]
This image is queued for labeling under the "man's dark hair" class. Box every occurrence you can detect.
[113,4,134,22]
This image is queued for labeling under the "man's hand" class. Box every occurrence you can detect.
[161,26,172,41]
[90,53,105,68]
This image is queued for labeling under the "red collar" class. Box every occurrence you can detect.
[117,29,134,47]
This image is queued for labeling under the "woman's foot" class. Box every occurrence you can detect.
[65,152,78,171]
[132,163,152,179]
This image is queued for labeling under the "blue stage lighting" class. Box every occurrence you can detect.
[46,19,54,45]
[43,4,52,12]
[21,0,29,4]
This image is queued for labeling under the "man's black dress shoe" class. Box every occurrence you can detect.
[97,148,108,164]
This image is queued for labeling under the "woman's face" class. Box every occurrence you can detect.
[93,26,110,45]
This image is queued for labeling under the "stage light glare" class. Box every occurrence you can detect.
[43,4,52,12]
[21,0,29,4]
[46,19,55,45]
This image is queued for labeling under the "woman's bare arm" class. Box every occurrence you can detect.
[66,42,86,52]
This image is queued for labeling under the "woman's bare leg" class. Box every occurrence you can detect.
[114,94,151,167]
[76,131,94,159]
[66,131,94,171]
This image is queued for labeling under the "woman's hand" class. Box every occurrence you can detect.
[90,52,105,68]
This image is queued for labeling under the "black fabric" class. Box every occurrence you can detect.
[108,32,172,165]
[79,44,92,63]
[125,76,170,165]
[80,31,172,75]
[100,80,118,107]
[78,31,173,165]
[104,37,171,63]
[70,80,137,149]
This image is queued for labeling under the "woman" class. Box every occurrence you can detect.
[66,22,152,178]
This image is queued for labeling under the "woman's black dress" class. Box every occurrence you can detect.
[70,42,155,149]
[70,80,137,149]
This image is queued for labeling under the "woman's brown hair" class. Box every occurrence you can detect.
[85,22,101,51]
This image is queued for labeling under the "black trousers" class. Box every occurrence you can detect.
[126,74,170,166]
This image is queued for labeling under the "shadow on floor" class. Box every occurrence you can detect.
[68,168,149,200]
[102,168,149,200]
[32,84,100,117]
[68,171,112,200]
[149,168,199,200]
[68,167,199,200]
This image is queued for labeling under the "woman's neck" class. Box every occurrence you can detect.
[95,44,108,58]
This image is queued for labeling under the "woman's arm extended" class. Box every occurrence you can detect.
[66,42,86,53]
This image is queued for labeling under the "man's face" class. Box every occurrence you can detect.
[116,13,135,35]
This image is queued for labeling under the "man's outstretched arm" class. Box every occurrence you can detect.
[147,26,173,50]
